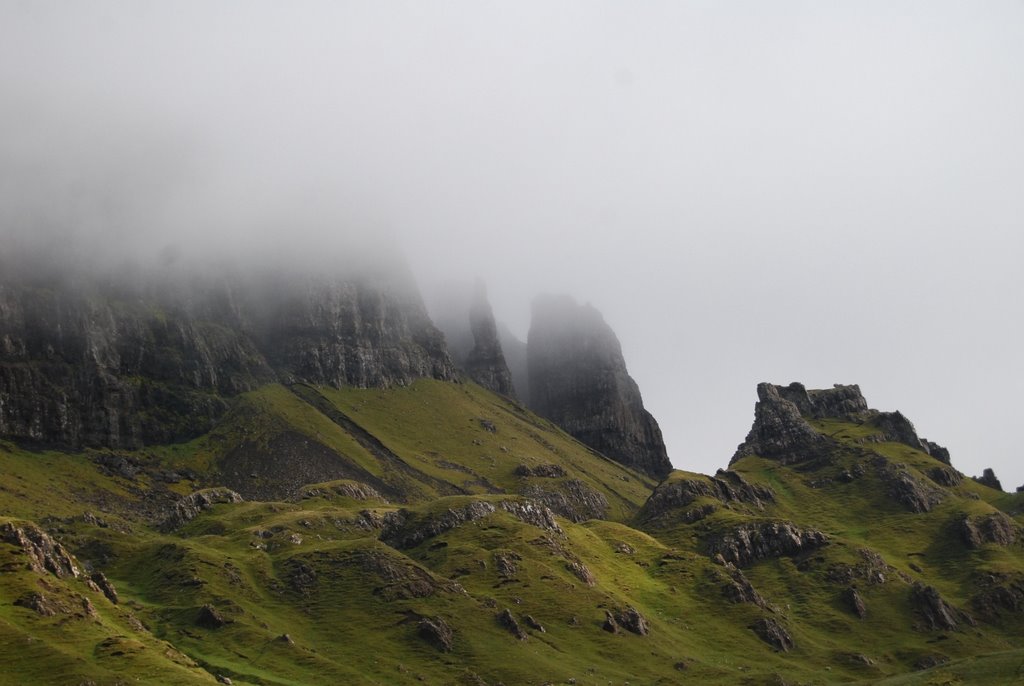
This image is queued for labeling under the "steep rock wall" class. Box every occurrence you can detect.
[526,294,671,479]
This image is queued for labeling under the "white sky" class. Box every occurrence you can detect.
[2,1,1022,488]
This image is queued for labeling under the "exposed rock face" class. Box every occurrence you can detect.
[731,383,831,464]
[463,282,515,397]
[750,617,794,651]
[381,499,564,550]
[426,280,515,397]
[520,479,609,522]
[0,521,79,578]
[911,583,974,631]
[774,382,868,419]
[960,512,1017,548]
[842,587,867,619]
[707,521,829,568]
[875,460,944,513]
[0,265,457,450]
[417,616,454,652]
[637,470,774,524]
[527,294,671,479]
[161,488,244,531]
[733,382,955,466]
[972,468,1003,491]
[971,573,1024,619]
[497,608,528,640]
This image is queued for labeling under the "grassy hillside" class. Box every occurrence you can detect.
[1,380,1023,684]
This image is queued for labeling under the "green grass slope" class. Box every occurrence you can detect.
[1,380,1023,684]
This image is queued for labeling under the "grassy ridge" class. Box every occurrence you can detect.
[0,382,1022,684]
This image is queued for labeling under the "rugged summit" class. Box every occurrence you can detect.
[0,261,455,450]
[732,382,951,465]
[527,294,671,479]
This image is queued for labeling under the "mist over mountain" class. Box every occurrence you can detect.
[2,1,1023,488]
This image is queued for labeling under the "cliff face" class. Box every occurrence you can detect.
[0,264,456,450]
[426,281,516,398]
[462,283,516,397]
[527,294,671,479]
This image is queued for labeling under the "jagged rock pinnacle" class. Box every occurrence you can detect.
[526,294,671,479]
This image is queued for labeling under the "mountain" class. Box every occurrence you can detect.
[2,262,1024,685]
[527,294,672,479]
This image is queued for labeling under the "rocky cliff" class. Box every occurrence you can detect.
[732,382,951,466]
[0,260,456,450]
[526,294,671,479]
[425,281,516,397]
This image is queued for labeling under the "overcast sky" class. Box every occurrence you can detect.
[2,1,1022,489]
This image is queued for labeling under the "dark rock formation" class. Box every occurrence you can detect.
[971,573,1024,619]
[972,468,1003,491]
[90,571,120,604]
[196,604,228,629]
[463,282,515,397]
[774,382,868,420]
[0,521,79,578]
[842,587,867,619]
[960,512,1017,548]
[731,383,831,465]
[734,382,955,465]
[707,521,829,567]
[750,617,794,651]
[613,606,649,635]
[417,616,454,652]
[713,567,768,608]
[565,561,597,586]
[911,583,974,631]
[0,263,456,451]
[875,461,944,513]
[527,294,671,479]
[826,548,898,586]
[523,614,546,632]
[497,608,528,640]
[927,466,963,488]
[426,280,515,397]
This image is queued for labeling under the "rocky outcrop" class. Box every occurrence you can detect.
[842,587,867,619]
[971,573,1024,619]
[381,499,563,549]
[520,479,609,522]
[602,606,649,635]
[707,521,829,567]
[300,480,387,503]
[733,382,955,465]
[750,617,794,651]
[972,468,1003,491]
[960,512,1017,548]
[161,488,244,531]
[731,383,831,465]
[527,294,671,479]
[774,382,868,420]
[874,460,944,513]
[911,583,974,631]
[0,263,457,451]
[417,616,454,652]
[0,521,79,578]
[497,608,528,640]
[637,470,774,524]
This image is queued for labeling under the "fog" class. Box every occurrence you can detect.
[2,2,1022,489]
